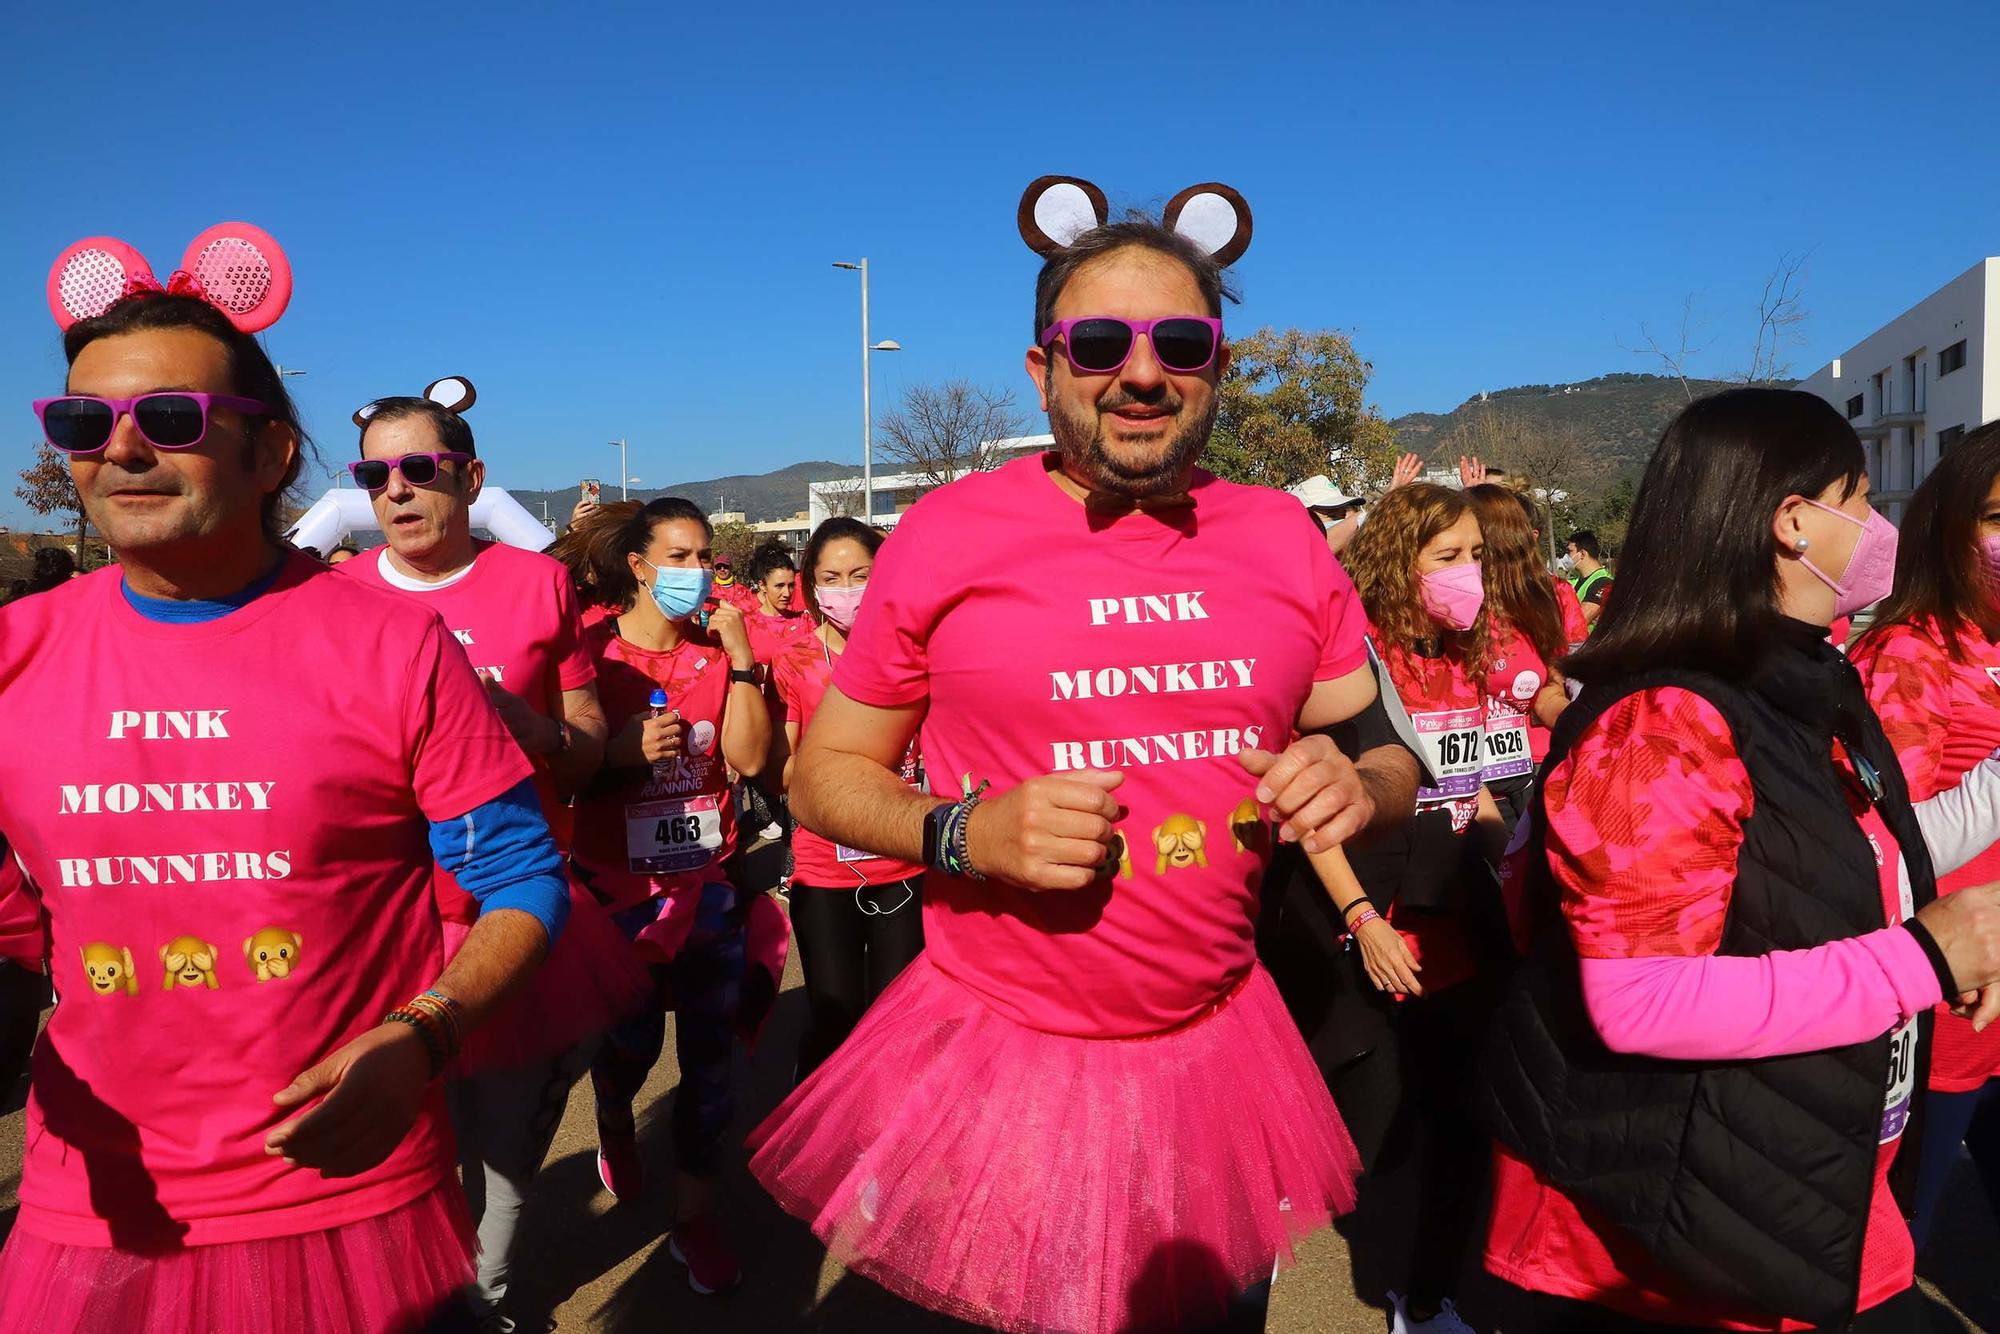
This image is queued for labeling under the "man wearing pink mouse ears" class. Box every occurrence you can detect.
[0,227,571,1333]
[750,179,1418,1333]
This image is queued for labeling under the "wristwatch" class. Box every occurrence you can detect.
[729,664,765,687]
[922,801,956,874]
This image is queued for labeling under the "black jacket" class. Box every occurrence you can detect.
[1479,627,1936,1328]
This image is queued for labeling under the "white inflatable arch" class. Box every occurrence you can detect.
[285,487,556,555]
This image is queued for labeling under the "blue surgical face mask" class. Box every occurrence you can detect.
[639,559,712,622]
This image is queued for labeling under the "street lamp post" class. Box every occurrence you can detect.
[832,260,900,524]
[610,439,628,500]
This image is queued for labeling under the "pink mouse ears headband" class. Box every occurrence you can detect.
[352,376,477,428]
[1017,177,1254,267]
[46,222,292,334]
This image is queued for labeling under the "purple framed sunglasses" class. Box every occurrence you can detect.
[32,392,271,455]
[1038,316,1224,375]
[349,452,475,490]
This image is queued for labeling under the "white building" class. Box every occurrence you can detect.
[805,434,1054,531]
[1792,259,1999,523]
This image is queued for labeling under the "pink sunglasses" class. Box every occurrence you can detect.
[34,392,270,454]
[1039,316,1224,374]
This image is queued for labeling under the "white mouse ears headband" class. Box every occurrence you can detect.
[353,376,477,429]
[1016,176,1254,267]
[46,222,292,334]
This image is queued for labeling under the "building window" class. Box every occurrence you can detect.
[1845,394,1864,419]
[1939,425,1966,452]
[1940,340,1967,376]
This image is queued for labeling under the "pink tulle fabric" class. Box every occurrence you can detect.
[748,957,1360,1334]
[0,1180,472,1334]
[445,875,653,1073]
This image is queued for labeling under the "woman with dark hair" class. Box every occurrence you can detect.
[744,540,809,664]
[1335,481,1505,1334]
[768,517,925,1077]
[1851,417,2000,1256]
[553,497,770,1295]
[1465,484,1584,833]
[1482,388,2000,1332]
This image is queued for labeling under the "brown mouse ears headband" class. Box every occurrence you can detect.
[352,376,477,428]
[1016,177,1254,266]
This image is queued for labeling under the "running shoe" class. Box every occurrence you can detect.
[1389,1292,1476,1334]
[594,1096,644,1201]
[667,1213,743,1294]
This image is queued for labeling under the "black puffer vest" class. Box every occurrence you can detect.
[1479,629,1936,1329]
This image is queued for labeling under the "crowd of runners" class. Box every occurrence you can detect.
[4,181,2000,1334]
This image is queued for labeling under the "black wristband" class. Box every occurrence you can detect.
[1902,919,1959,998]
[922,801,954,874]
[1341,896,1375,922]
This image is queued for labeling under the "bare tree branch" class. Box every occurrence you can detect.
[815,475,868,519]
[1618,293,1708,401]
[875,380,1029,490]
[1742,250,1812,385]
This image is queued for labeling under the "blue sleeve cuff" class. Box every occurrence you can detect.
[427,778,570,944]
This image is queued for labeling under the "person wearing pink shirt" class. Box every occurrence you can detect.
[0,241,570,1333]
[340,383,650,1332]
[768,517,926,1078]
[748,177,1412,1332]
[1481,389,2000,1333]
[555,496,772,1295]
[1851,419,2000,1258]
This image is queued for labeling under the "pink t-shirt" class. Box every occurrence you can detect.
[341,541,596,911]
[572,618,738,917]
[833,455,1367,1037]
[0,556,531,1247]
[773,634,925,888]
[1852,617,2000,1091]
[748,608,812,666]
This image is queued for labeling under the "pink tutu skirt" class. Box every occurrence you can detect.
[444,873,654,1073]
[748,956,1360,1334]
[0,1180,473,1334]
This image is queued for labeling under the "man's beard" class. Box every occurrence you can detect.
[1047,389,1215,500]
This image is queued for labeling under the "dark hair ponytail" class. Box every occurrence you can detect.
[554,496,711,610]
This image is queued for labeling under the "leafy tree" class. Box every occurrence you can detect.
[709,519,760,569]
[1207,327,1397,493]
[16,443,89,563]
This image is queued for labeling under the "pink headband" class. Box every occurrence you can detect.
[46,222,292,334]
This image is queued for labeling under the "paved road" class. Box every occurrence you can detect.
[4,843,1997,1330]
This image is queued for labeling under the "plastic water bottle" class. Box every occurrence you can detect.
[647,687,674,781]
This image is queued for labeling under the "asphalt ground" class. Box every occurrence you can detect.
[3,836,1996,1331]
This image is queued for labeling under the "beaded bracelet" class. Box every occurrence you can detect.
[1347,908,1381,934]
[940,778,990,880]
[385,1008,448,1078]
[409,989,463,1058]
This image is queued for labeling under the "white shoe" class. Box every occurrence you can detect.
[1389,1291,1476,1334]
[758,822,783,842]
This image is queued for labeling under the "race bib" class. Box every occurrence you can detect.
[1483,710,1532,781]
[837,843,874,865]
[1414,706,1484,804]
[625,793,723,874]
[1881,1016,1917,1143]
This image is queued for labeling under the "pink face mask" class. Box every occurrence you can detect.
[1798,499,1898,617]
[1421,561,1485,631]
[1981,535,2000,590]
[816,584,866,631]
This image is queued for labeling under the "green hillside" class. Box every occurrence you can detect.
[507,460,863,525]
[1390,372,1746,478]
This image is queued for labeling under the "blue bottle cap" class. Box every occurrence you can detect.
[648,687,669,709]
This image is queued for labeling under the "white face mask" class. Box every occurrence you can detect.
[1556,554,1575,573]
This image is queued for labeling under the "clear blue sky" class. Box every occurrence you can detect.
[5,0,1996,528]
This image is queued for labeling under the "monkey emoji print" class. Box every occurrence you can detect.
[161,936,221,990]
[80,942,138,996]
[244,927,303,982]
[1152,815,1209,874]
